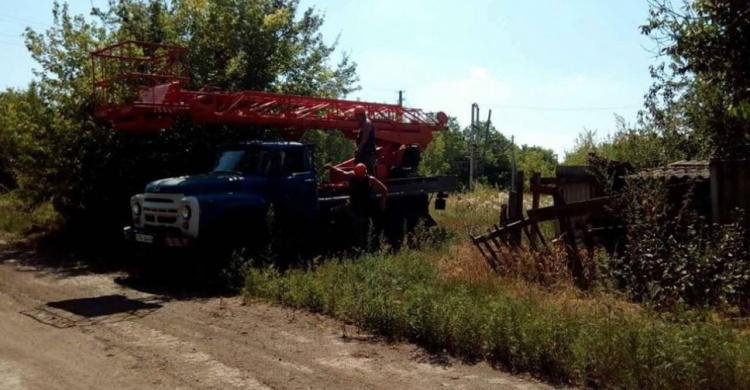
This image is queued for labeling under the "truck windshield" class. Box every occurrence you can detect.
[213,149,272,175]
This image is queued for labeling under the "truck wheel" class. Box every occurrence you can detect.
[194,210,269,286]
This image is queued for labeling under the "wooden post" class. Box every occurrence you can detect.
[508,193,517,223]
[508,171,524,222]
[507,170,525,243]
[500,204,509,226]
[531,172,541,209]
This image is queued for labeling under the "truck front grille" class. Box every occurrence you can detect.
[140,193,183,228]
[157,216,177,224]
[144,197,174,204]
[144,207,177,213]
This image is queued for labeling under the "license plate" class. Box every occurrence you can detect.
[135,233,154,244]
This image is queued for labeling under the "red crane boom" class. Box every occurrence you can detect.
[91,41,449,180]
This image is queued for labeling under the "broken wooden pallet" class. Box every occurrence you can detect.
[471,197,617,288]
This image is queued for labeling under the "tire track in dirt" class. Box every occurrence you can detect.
[110,321,271,390]
[0,257,569,390]
[0,361,25,390]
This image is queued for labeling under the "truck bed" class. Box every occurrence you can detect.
[317,174,459,204]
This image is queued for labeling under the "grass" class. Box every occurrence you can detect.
[433,183,555,238]
[0,192,61,236]
[4,181,748,389]
[243,248,750,390]
[243,183,750,389]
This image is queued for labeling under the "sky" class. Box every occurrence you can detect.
[0,0,657,159]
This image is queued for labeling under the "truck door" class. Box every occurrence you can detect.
[270,146,319,226]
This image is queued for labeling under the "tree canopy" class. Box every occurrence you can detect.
[420,118,556,188]
[0,0,359,232]
[641,0,750,159]
[11,0,730,237]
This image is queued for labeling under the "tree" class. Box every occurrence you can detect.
[420,116,531,188]
[0,85,66,198]
[641,0,750,159]
[10,0,358,234]
[300,129,355,178]
[563,129,599,166]
[420,117,467,176]
[515,144,556,178]
[420,117,516,188]
[564,115,674,169]
[0,90,20,191]
[477,124,513,187]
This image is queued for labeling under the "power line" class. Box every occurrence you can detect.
[486,104,642,112]
[0,40,26,48]
[0,13,52,28]
[362,87,398,92]
[0,31,23,38]
[0,19,37,29]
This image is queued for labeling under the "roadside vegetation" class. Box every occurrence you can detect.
[0,192,60,236]
[2,1,750,390]
[245,251,750,390]
[244,186,750,390]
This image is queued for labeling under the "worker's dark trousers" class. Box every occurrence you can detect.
[355,151,376,176]
[332,204,374,251]
[352,213,373,251]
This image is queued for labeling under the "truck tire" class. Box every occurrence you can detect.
[194,209,270,282]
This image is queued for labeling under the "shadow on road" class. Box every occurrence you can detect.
[0,233,238,300]
[112,274,238,300]
[0,231,131,277]
[20,294,167,329]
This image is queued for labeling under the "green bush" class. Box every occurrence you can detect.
[0,192,61,235]
[243,249,750,390]
[608,177,750,311]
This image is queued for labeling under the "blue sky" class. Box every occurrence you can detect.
[0,1,656,158]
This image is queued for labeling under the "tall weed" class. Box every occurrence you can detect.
[244,248,750,390]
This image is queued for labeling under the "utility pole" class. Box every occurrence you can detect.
[398,90,404,106]
[470,103,480,191]
[511,135,516,192]
[480,109,492,177]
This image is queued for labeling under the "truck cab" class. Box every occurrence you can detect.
[124,142,319,248]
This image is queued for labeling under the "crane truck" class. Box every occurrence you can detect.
[91,41,457,256]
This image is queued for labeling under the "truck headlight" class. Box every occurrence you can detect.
[181,205,192,220]
[131,203,142,216]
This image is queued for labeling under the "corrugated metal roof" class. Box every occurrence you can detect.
[632,161,710,181]
[556,165,593,177]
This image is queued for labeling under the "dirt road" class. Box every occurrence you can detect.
[0,245,562,390]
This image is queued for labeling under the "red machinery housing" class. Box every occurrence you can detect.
[91,41,449,183]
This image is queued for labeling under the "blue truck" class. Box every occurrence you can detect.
[123,141,457,258]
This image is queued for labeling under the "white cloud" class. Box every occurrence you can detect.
[410,67,513,126]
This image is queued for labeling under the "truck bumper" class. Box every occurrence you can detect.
[123,226,192,248]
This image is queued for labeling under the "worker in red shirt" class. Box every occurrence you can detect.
[353,106,376,175]
[328,162,388,250]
